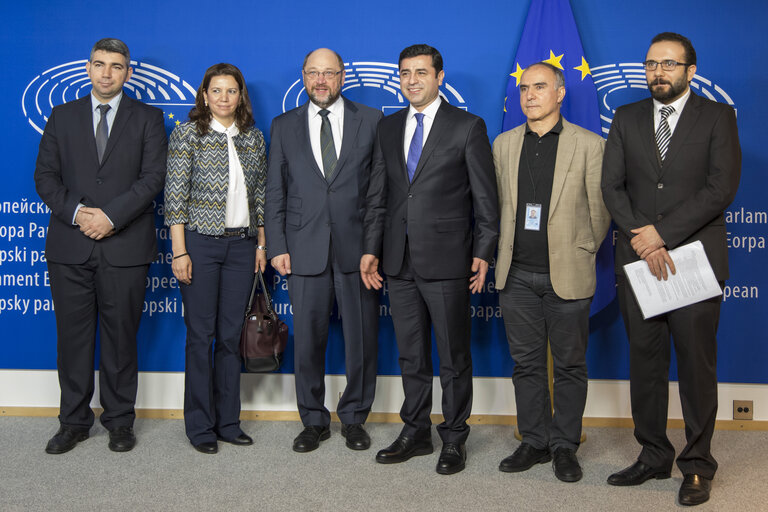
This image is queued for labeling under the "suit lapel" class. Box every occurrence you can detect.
[549,121,575,218]
[77,96,100,168]
[101,94,133,168]
[295,103,325,180]
[661,92,701,176]
[634,99,660,175]
[331,98,361,184]
[506,126,525,216]
[410,101,448,184]
[391,108,408,184]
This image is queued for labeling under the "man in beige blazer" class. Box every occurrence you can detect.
[492,62,610,482]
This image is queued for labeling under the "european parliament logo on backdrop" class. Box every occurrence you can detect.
[22,60,196,134]
[282,61,468,114]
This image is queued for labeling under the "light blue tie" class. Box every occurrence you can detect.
[406,113,424,182]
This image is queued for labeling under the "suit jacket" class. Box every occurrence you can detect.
[601,91,741,280]
[34,95,167,266]
[364,101,498,279]
[164,121,266,236]
[493,117,610,299]
[265,97,383,275]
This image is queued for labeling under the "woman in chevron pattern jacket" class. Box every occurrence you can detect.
[164,63,267,454]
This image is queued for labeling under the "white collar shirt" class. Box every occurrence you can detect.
[90,92,123,137]
[308,97,344,175]
[403,95,442,162]
[653,87,691,136]
[211,118,249,228]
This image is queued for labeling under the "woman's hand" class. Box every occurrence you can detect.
[173,254,192,284]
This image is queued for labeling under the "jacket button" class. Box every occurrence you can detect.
[657,183,664,189]
[96,179,103,185]
[657,214,663,220]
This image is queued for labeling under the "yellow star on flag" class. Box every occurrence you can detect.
[509,63,525,86]
[544,50,564,70]
[168,113,175,119]
[574,56,592,80]
[175,120,180,126]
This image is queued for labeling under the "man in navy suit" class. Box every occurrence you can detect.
[361,44,498,475]
[602,32,740,506]
[34,38,167,454]
[265,48,382,453]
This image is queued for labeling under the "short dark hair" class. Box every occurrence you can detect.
[525,62,565,89]
[650,32,697,67]
[302,48,345,71]
[189,63,254,135]
[399,44,443,74]
[90,38,131,67]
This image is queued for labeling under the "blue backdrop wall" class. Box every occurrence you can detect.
[1,0,765,383]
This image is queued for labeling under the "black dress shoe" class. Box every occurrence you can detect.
[607,460,671,486]
[436,442,466,475]
[499,443,551,473]
[375,434,433,464]
[341,423,371,450]
[292,425,330,453]
[193,441,219,454]
[218,433,254,446]
[45,426,89,454]
[552,447,582,482]
[679,474,711,506]
[108,426,136,452]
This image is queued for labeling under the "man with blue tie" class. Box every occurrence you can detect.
[361,44,498,475]
[34,38,167,454]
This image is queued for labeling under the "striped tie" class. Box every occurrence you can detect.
[655,105,675,162]
[319,109,337,180]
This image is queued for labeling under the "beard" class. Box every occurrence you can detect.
[648,75,688,102]
[308,85,340,109]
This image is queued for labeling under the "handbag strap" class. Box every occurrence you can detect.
[256,270,277,317]
[245,270,278,317]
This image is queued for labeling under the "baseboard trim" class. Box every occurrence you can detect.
[3,406,765,431]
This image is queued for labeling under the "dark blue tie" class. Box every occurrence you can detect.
[406,113,424,182]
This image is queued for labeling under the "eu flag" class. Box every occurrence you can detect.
[501,0,615,314]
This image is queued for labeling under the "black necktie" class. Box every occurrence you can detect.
[655,105,675,161]
[96,104,111,163]
[319,109,337,180]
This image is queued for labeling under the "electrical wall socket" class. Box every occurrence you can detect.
[733,400,753,420]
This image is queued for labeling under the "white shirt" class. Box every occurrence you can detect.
[653,87,690,136]
[308,97,344,174]
[210,118,249,228]
[403,96,442,162]
[90,92,122,136]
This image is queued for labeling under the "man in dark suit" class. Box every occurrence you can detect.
[265,48,382,453]
[361,44,498,475]
[34,38,167,454]
[601,32,740,506]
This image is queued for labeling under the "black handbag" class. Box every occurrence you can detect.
[239,270,288,372]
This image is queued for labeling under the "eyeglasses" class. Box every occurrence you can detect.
[643,60,688,71]
[303,70,342,80]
